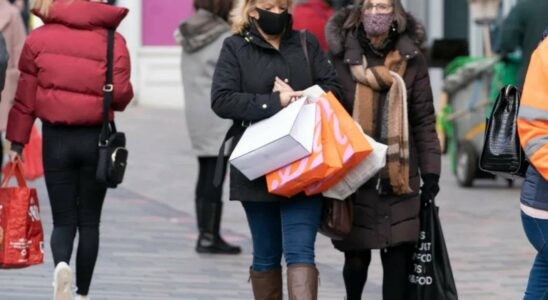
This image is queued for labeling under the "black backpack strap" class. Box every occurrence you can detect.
[299,30,314,82]
[99,29,115,145]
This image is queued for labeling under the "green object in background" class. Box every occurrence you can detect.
[444,56,487,77]
[437,105,458,173]
[486,55,521,117]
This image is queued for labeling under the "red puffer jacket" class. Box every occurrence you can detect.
[6,0,133,145]
[292,0,333,52]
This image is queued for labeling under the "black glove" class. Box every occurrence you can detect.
[421,174,440,202]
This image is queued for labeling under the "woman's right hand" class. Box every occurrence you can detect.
[279,91,304,107]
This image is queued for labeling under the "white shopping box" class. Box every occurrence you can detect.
[229,87,324,180]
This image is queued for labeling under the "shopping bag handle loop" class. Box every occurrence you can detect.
[1,159,28,188]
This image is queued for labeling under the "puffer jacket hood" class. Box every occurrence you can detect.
[34,0,128,30]
[177,9,230,54]
[325,6,427,57]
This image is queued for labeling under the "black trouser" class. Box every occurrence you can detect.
[195,157,227,205]
[42,123,107,296]
[343,243,416,300]
[195,156,228,236]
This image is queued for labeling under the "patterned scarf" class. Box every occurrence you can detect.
[350,50,412,195]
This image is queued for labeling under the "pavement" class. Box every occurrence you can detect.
[0,106,536,300]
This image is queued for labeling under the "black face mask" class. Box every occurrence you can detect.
[255,8,290,35]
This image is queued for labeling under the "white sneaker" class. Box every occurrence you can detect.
[53,262,73,300]
[74,295,89,300]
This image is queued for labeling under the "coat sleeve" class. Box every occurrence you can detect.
[308,32,343,101]
[329,53,355,114]
[408,54,441,176]
[518,42,548,180]
[498,3,524,54]
[0,33,8,93]
[111,34,133,111]
[6,39,37,145]
[211,38,283,122]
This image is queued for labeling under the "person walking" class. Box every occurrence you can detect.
[325,0,441,299]
[497,0,548,86]
[0,0,26,169]
[6,1,133,299]
[175,0,241,255]
[517,34,548,300]
[211,0,341,298]
[292,0,333,52]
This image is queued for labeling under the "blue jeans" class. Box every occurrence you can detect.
[522,212,548,300]
[242,196,322,272]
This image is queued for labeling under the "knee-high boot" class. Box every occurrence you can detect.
[287,264,319,300]
[249,267,283,300]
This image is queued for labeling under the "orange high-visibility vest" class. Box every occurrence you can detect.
[518,39,548,180]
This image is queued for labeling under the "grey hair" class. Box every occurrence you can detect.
[343,0,407,34]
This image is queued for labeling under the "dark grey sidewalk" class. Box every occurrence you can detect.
[0,106,535,299]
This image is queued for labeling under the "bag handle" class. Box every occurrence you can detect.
[2,160,28,188]
[99,29,116,146]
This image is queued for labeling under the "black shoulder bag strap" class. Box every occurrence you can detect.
[212,123,243,187]
[299,30,314,82]
[99,29,115,145]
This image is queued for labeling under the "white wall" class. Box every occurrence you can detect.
[136,47,184,109]
[116,0,184,109]
[117,0,143,103]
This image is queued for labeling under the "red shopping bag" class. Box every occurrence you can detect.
[3,125,44,181]
[0,160,44,268]
[266,104,343,197]
[304,92,373,195]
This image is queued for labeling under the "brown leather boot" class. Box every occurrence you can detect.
[249,267,283,300]
[287,264,319,300]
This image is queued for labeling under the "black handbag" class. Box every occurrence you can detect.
[479,85,528,178]
[409,196,458,300]
[96,29,128,188]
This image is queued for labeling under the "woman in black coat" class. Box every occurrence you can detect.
[325,1,441,299]
[211,0,341,299]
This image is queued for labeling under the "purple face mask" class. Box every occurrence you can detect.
[362,13,394,37]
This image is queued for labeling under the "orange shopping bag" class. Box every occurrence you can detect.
[304,92,373,195]
[266,104,342,197]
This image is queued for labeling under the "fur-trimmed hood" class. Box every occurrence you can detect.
[326,6,427,58]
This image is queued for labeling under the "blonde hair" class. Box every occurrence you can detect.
[230,0,292,34]
[33,0,55,16]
